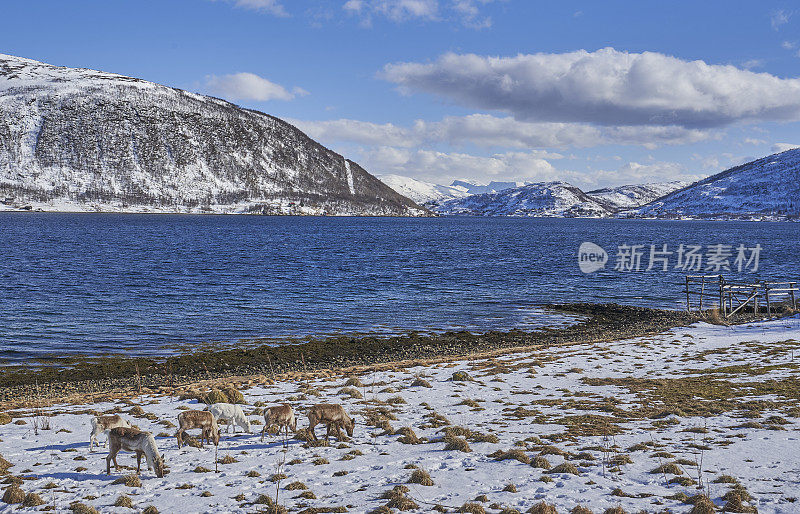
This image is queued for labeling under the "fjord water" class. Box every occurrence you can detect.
[1,213,798,362]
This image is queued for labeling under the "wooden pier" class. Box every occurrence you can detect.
[684,275,797,318]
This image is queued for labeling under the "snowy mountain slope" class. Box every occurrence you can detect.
[377,174,471,206]
[436,181,613,217]
[450,179,526,195]
[0,54,427,216]
[586,181,690,211]
[634,149,800,219]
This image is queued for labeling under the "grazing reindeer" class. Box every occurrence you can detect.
[89,414,131,452]
[307,404,354,442]
[260,404,296,441]
[208,403,251,434]
[106,427,165,478]
[175,410,219,449]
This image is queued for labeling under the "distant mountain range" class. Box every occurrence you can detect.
[0,54,427,216]
[381,149,800,220]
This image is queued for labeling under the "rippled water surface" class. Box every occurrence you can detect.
[1,213,798,361]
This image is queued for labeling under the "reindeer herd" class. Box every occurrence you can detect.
[89,400,355,479]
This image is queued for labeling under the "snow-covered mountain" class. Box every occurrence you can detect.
[449,179,527,195]
[0,54,426,216]
[633,149,800,220]
[377,174,471,206]
[586,181,690,211]
[436,181,613,217]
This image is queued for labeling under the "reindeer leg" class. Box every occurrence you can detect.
[106,453,112,474]
[136,451,142,475]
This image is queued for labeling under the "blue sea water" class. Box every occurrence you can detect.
[1,213,798,361]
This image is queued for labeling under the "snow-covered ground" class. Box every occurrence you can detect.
[3,317,800,513]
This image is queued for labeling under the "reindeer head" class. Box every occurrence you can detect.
[154,455,166,478]
[344,415,354,437]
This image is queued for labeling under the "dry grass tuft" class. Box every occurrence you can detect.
[459,502,486,513]
[527,501,557,514]
[285,481,308,490]
[2,484,25,504]
[142,506,159,514]
[344,377,364,388]
[22,492,45,507]
[602,508,626,514]
[444,435,472,452]
[69,502,99,514]
[114,495,133,508]
[193,466,211,473]
[246,470,261,477]
[339,387,363,399]
[490,449,531,464]
[112,474,142,487]
[408,468,434,486]
[0,454,13,474]
[650,463,683,475]
[688,495,716,514]
[411,377,432,388]
[531,455,552,469]
[217,455,238,465]
[549,462,579,475]
[571,507,593,514]
[395,427,423,444]
[502,483,517,493]
[451,371,474,382]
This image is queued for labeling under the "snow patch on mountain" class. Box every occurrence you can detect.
[378,174,472,206]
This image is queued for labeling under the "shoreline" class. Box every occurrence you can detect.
[0,303,703,406]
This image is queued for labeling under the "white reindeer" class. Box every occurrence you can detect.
[208,403,251,434]
[260,404,296,441]
[89,414,131,452]
[106,427,165,478]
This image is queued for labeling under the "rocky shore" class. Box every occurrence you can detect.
[0,303,704,406]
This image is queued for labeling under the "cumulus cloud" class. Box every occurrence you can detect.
[205,73,308,102]
[358,147,570,184]
[772,142,800,153]
[589,161,704,188]
[381,48,800,128]
[342,0,500,26]
[212,0,288,16]
[289,114,715,150]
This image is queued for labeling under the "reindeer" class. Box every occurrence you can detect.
[260,404,296,441]
[307,404,354,442]
[208,403,251,434]
[89,414,131,452]
[175,409,219,449]
[106,427,165,478]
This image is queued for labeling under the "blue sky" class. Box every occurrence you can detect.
[2,0,800,189]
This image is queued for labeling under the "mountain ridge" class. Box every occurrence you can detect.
[0,54,427,216]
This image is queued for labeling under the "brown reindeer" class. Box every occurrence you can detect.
[175,410,219,448]
[89,414,131,451]
[106,427,165,478]
[307,404,354,442]
[260,404,296,441]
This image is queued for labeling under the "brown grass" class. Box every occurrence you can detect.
[112,474,142,487]
[408,468,434,486]
[528,502,557,514]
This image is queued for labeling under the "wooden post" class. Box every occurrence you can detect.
[765,284,771,318]
[791,282,797,310]
[686,276,691,312]
[719,276,725,316]
[699,277,705,311]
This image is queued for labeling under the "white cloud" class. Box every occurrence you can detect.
[742,137,767,145]
[589,161,703,188]
[771,9,791,30]
[213,0,288,16]
[781,40,796,49]
[342,0,500,27]
[204,73,308,102]
[289,114,715,150]
[772,142,800,153]
[381,48,800,128]
[741,59,763,70]
[344,0,439,23]
[357,147,571,184]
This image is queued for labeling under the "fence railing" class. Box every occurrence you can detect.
[684,275,797,317]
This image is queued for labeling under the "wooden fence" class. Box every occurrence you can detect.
[684,275,797,318]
